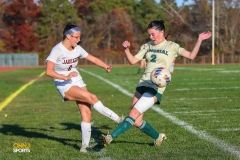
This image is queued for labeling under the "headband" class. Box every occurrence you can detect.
[64,27,80,35]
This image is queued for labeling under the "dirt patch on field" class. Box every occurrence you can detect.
[0,66,45,72]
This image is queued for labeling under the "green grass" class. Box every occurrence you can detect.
[0,64,239,160]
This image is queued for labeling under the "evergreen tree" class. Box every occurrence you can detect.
[36,0,80,55]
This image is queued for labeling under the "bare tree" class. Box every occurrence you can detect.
[215,0,240,63]
[80,8,134,60]
[158,0,212,54]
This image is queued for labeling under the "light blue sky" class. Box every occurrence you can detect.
[176,0,193,6]
[156,0,193,7]
[176,0,186,6]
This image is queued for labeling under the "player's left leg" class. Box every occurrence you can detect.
[102,92,157,145]
[133,93,166,146]
[133,94,165,141]
[136,115,167,146]
[76,102,93,152]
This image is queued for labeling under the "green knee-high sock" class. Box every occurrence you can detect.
[110,116,135,139]
[137,68,142,74]
[139,120,159,139]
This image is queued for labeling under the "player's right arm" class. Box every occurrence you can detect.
[45,60,77,80]
[122,40,139,65]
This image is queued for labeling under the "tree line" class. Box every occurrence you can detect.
[0,0,239,64]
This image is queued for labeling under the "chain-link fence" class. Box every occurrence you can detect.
[1,54,239,66]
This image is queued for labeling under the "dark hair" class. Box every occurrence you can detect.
[148,20,169,39]
[63,23,77,39]
[147,20,165,32]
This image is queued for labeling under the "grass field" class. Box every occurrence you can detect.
[0,64,239,160]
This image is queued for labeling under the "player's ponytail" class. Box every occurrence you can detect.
[165,33,170,40]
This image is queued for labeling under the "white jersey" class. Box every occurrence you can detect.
[46,42,88,82]
[135,40,185,94]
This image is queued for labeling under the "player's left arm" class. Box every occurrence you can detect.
[180,31,212,60]
[85,54,112,72]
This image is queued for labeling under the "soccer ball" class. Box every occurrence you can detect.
[150,67,171,88]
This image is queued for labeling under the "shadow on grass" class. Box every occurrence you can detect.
[0,123,107,152]
[60,122,106,151]
[0,123,151,152]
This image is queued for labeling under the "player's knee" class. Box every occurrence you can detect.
[64,95,73,101]
[89,94,99,104]
[129,108,141,120]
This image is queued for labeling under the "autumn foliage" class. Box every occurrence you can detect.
[0,0,239,64]
[2,0,40,52]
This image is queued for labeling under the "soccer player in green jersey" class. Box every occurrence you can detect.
[102,20,212,147]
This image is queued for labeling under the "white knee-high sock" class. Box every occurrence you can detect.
[93,101,120,123]
[81,121,91,146]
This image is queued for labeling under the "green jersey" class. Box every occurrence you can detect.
[134,40,185,94]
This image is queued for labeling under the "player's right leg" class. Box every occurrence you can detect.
[65,86,122,124]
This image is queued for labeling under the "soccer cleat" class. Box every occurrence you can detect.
[80,144,93,153]
[154,133,167,146]
[101,134,113,147]
[117,115,125,124]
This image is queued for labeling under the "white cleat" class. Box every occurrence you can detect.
[154,133,167,146]
[117,115,125,124]
[80,144,93,153]
[101,134,113,147]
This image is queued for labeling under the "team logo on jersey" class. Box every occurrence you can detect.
[62,58,78,64]
[147,49,168,55]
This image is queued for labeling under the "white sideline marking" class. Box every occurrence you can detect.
[151,107,240,159]
[220,70,240,73]
[217,128,240,132]
[176,68,240,73]
[166,97,232,101]
[176,67,224,71]
[79,69,240,159]
[174,108,240,114]
[174,86,240,91]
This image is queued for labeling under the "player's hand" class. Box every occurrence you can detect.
[198,31,212,41]
[66,71,78,80]
[105,66,112,73]
[122,41,130,49]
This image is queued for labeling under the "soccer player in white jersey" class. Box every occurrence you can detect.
[102,20,211,146]
[45,23,124,152]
